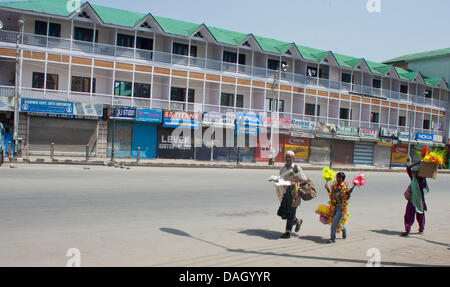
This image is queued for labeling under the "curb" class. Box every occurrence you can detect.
[7,157,450,174]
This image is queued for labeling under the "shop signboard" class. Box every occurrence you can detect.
[391,144,409,167]
[263,116,291,130]
[380,128,399,138]
[291,119,316,131]
[235,113,261,136]
[136,109,162,123]
[163,111,200,129]
[202,112,235,128]
[416,132,433,142]
[359,128,378,138]
[111,107,136,120]
[0,97,14,111]
[285,137,310,163]
[337,126,359,137]
[316,122,336,134]
[21,98,73,115]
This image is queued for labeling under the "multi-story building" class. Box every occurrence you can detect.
[0,0,448,166]
[385,48,450,146]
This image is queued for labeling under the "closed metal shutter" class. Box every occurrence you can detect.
[29,117,98,156]
[373,145,392,168]
[332,140,354,165]
[353,142,374,165]
[310,138,331,165]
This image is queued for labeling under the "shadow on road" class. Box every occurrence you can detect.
[160,227,444,267]
[298,235,327,244]
[238,229,282,240]
[370,229,402,236]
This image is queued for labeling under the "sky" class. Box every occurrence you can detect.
[16,0,450,63]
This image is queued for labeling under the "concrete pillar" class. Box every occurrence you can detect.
[96,120,108,159]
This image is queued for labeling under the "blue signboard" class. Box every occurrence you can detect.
[416,132,434,142]
[136,109,162,123]
[235,113,261,136]
[111,107,136,120]
[162,111,200,129]
[21,99,73,115]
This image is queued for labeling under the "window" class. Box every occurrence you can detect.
[265,99,285,112]
[32,72,58,90]
[117,34,134,48]
[114,81,132,97]
[267,59,287,71]
[370,112,379,123]
[34,21,61,37]
[137,37,153,50]
[341,73,352,83]
[372,79,381,89]
[34,21,47,36]
[173,43,197,57]
[423,119,430,130]
[307,66,318,77]
[72,76,95,93]
[74,27,98,42]
[171,87,195,102]
[223,51,245,65]
[425,90,432,98]
[399,116,406,127]
[340,108,350,120]
[400,84,408,94]
[221,93,243,108]
[114,81,151,98]
[134,83,151,98]
[319,68,328,79]
[305,103,319,116]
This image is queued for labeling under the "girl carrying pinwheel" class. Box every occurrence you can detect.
[317,169,366,243]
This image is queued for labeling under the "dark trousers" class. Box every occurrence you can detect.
[285,207,298,232]
[404,201,425,233]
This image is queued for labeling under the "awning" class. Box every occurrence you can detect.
[359,137,379,143]
[291,130,315,138]
[335,135,360,141]
[315,133,333,139]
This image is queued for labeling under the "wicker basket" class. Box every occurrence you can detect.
[419,161,438,179]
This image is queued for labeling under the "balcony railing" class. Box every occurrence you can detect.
[0,30,447,111]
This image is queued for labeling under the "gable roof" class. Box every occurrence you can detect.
[384,48,450,63]
[0,0,448,89]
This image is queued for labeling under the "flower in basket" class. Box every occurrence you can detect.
[322,167,335,182]
[352,172,367,187]
[420,146,430,158]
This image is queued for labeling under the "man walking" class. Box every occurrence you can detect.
[277,150,308,239]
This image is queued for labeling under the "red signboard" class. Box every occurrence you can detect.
[163,111,200,120]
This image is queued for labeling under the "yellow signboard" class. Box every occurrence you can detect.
[391,144,408,166]
[285,144,309,160]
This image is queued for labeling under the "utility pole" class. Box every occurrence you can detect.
[14,19,24,157]
[268,63,288,165]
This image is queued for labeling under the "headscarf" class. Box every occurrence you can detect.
[410,165,430,214]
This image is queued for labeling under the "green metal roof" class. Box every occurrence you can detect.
[153,16,200,37]
[90,4,146,28]
[206,26,248,46]
[384,48,450,63]
[0,0,447,88]
[253,35,290,54]
[0,0,83,16]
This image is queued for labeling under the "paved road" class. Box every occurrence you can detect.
[0,164,449,267]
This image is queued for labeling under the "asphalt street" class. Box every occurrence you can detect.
[0,164,449,266]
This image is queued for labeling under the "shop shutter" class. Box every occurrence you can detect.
[373,145,392,168]
[29,117,98,156]
[309,138,331,165]
[353,142,374,165]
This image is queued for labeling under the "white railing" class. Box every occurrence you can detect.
[0,30,447,111]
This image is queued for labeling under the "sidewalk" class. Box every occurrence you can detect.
[6,155,450,173]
